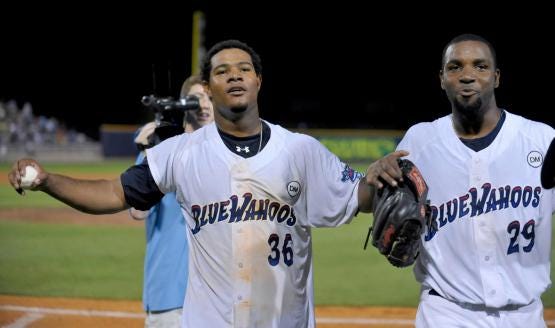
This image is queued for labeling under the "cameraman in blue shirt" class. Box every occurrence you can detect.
[130,74,214,327]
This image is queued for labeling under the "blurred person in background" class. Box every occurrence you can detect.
[130,74,214,327]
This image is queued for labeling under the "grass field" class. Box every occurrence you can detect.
[1,161,554,307]
[0,221,144,300]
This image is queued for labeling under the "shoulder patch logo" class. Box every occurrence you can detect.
[341,164,363,183]
[287,181,301,198]
[527,151,543,168]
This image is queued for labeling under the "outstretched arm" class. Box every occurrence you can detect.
[357,150,409,212]
[8,159,129,214]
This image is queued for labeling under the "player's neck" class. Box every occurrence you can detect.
[452,106,502,139]
[215,113,262,137]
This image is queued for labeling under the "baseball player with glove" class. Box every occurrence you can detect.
[8,39,398,328]
[368,34,555,327]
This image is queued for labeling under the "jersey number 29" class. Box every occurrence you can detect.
[507,219,535,255]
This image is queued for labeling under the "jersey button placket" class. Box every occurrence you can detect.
[481,214,505,306]
[474,209,501,307]
[481,260,503,306]
[231,162,248,194]
[232,220,251,327]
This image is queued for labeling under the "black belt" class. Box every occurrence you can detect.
[427,289,528,311]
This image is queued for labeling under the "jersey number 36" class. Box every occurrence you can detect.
[268,233,294,266]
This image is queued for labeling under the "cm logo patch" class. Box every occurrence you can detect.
[287,181,301,198]
[527,151,543,168]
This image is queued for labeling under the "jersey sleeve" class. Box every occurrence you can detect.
[145,134,185,194]
[396,124,423,161]
[294,135,362,227]
[120,158,164,210]
[124,152,156,214]
[396,130,411,153]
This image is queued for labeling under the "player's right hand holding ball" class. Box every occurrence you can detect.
[8,159,47,195]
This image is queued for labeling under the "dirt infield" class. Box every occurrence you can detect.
[2,295,555,327]
[0,208,143,226]
[0,295,419,328]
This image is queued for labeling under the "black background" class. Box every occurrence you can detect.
[1,4,553,139]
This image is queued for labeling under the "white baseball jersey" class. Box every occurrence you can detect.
[397,111,555,308]
[146,121,362,327]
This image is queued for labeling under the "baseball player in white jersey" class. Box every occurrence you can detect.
[369,34,555,327]
[8,39,393,327]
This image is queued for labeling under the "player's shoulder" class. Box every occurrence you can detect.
[507,111,554,133]
[403,115,449,143]
[506,111,555,143]
[189,122,218,141]
[272,122,320,146]
[175,122,217,145]
[264,121,324,154]
[150,122,216,155]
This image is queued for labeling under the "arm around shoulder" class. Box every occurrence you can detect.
[357,150,410,212]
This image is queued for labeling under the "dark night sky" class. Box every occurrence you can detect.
[1,4,553,139]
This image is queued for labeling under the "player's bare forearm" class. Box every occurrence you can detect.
[357,178,376,212]
[8,159,129,214]
[42,174,129,214]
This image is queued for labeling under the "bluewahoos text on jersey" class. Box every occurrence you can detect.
[191,193,297,234]
[425,183,541,241]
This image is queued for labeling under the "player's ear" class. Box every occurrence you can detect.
[439,70,445,90]
[494,68,500,88]
[203,81,212,98]
[257,74,262,91]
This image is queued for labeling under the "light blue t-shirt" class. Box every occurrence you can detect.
[136,152,188,312]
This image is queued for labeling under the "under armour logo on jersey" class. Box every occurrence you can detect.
[236,146,250,153]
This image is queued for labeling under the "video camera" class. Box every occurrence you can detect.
[139,94,200,149]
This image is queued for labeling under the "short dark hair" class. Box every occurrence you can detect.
[201,40,262,82]
[441,34,497,69]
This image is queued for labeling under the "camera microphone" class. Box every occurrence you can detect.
[140,95,200,111]
[178,95,200,111]
[141,95,156,107]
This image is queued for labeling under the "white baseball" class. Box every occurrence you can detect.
[20,166,38,189]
